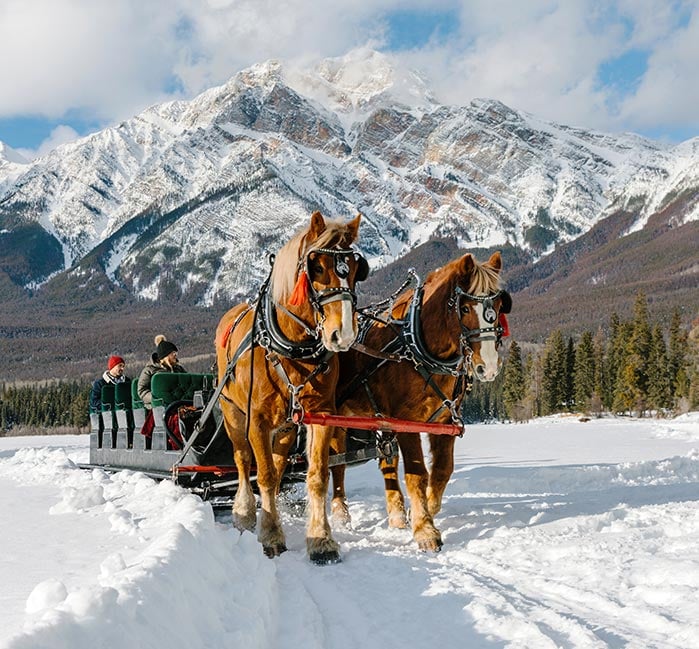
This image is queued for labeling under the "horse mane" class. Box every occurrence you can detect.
[387,254,501,323]
[270,217,358,303]
[463,258,501,294]
[392,253,501,313]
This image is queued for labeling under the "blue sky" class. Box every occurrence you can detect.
[1,0,698,159]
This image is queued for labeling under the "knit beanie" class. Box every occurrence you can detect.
[108,355,125,370]
[155,335,178,361]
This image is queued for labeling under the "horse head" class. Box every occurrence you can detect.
[453,251,512,382]
[272,211,368,353]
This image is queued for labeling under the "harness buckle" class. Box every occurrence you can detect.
[446,400,465,432]
[288,384,305,423]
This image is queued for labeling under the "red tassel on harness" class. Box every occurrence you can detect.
[499,313,510,337]
[288,271,310,306]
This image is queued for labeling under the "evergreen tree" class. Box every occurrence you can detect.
[541,330,567,414]
[524,352,542,419]
[604,312,626,410]
[612,292,652,416]
[573,331,596,413]
[628,291,652,414]
[647,324,672,416]
[565,336,576,408]
[592,327,606,414]
[668,309,688,400]
[502,340,526,420]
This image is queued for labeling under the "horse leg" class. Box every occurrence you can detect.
[220,401,257,532]
[248,412,287,557]
[305,424,341,564]
[399,434,442,552]
[426,434,456,517]
[329,427,351,527]
[271,422,298,494]
[379,452,407,529]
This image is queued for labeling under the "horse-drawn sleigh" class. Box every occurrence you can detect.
[87,211,511,563]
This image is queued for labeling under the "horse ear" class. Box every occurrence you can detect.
[309,211,327,239]
[346,213,361,242]
[488,251,502,271]
[459,253,475,276]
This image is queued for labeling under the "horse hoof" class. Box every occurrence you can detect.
[263,543,287,558]
[417,537,443,553]
[310,549,342,565]
[233,513,256,533]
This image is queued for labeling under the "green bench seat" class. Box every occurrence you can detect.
[151,373,215,408]
[100,384,117,448]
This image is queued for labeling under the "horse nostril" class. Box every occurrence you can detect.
[474,364,486,377]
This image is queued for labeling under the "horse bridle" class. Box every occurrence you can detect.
[302,247,368,313]
[449,286,510,348]
[251,246,366,360]
[339,270,510,426]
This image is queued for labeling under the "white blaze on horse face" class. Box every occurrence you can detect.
[472,302,501,381]
[321,277,357,352]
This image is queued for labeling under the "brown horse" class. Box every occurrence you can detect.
[333,251,511,551]
[215,211,367,564]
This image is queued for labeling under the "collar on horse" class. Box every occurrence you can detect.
[340,270,506,422]
[256,279,334,362]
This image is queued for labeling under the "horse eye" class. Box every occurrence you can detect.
[310,262,324,276]
[460,305,471,315]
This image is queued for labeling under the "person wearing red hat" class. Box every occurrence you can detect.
[89,355,129,412]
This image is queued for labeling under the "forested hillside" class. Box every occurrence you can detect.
[464,293,699,422]
[2,292,698,435]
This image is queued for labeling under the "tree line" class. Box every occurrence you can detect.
[0,380,90,434]
[2,291,698,433]
[464,292,699,422]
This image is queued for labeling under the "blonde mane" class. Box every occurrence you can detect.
[466,259,501,295]
[270,217,357,303]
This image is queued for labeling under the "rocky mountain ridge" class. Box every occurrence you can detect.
[2,50,697,309]
[1,50,698,381]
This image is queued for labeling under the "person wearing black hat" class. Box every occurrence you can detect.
[137,335,187,409]
[89,355,129,412]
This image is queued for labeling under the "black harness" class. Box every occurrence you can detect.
[339,270,508,426]
[221,247,365,423]
[301,247,368,311]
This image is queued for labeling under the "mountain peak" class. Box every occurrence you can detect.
[0,141,29,165]
[284,48,436,117]
[238,58,284,88]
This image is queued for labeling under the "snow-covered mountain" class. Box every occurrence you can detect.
[0,142,28,166]
[1,49,698,305]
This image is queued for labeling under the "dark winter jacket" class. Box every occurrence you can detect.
[89,371,129,412]
[137,357,187,408]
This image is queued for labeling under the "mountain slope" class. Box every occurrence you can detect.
[3,50,696,306]
[1,50,698,380]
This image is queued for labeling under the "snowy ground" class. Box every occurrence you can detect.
[2,414,699,649]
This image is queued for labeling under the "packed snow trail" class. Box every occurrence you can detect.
[2,415,699,648]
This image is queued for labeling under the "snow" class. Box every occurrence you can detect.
[2,414,699,648]
[0,142,29,165]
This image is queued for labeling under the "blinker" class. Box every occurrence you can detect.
[483,298,497,324]
[335,255,350,279]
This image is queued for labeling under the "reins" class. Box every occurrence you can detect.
[340,267,506,426]
[219,244,363,437]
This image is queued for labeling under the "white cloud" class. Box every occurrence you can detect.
[0,0,698,140]
[618,5,699,131]
[17,124,80,160]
